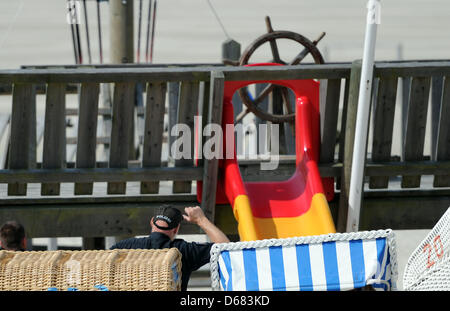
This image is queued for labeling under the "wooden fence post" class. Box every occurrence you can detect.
[75,83,100,195]
[369,76,398,189]
[8,83,36,196]
[401,77,431,188]
[172,81,199,194]
[42,83,67,195]
[201,71,225,222]
[319,78,341,164]
[107,82,135,194]
[141,82,167,194]
[433,76,450,187]
[167,82,180,163]
[337,60,362,232]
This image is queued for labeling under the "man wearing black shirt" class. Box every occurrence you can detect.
[110,205,230,290]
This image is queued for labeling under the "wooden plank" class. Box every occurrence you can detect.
[401,76,411,159]
[14,60,450,71]
[167,82,180,162]
[0,167,203,183]
[82,238,105,250]
[339,78,351,160]
[433,76,450,187]
[0,63,352,84]
[337,60,361,232]
[369,77,398,188]
[65,105,146,118]
[172,81,199,193]
[0,115,9,140]
[0,194,199,206]
[100,83,113,161]
[431,76,444,160]
[3,186,450,208]
[5,61,450,84]
[75,83,100,195]
[364,160,450,176]
[107,82,135,194]
[20,63,223,70]
[0,201,204,238]
[68,136,110,145]
[195,81,211,168]
[375,61,450,78]
[319,78,341,163]
[66,107,112,116]
[336,77,350,191]
[201,71,225,221]
[245,160,450,179]
[7,159,450,185]
[254,83,270,155]
[359,195,450,230]
[141,82,167,194]
[270,86,285,154]
[8,83,36,195]
[279,87,296,155]
[0,114,10,169]
[402,77,431,188]
[41,83,66,195]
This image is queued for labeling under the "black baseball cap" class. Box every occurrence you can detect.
[153,206,182,230]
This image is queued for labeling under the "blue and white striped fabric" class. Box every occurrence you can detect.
[211,230,397,291]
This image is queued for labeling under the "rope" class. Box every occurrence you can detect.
[0,0,24,51]
[136,0,143,63]
[210,229,398,291]
[144,0,152,63]
[96,0,104,64]
[206,0,231,40]
[149,0,157,63]
[82,0,92,64]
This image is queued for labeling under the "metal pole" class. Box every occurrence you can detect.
[149,0,157,63]
[136,0,143,63]
[346,0,380,232]
[96,0,104,63]
[74,2,83,64]
[67,0,81,64]
[107,0,135,248]
[109,0,134,64]
[69,14,79,63]
[145,0,153,63]
[82,0,92,64]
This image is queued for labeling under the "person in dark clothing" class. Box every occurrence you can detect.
[0,221,26,251]
[110,205,230,290]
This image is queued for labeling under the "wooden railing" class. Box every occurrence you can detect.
[0,61,449,238]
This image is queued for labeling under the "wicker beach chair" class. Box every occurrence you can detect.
[0,248,181,291]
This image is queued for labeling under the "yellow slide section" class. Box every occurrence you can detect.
[233,193,336,241]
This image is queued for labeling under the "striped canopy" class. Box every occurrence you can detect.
[210,230,397,291]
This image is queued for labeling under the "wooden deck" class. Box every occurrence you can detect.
[0,61,449,240]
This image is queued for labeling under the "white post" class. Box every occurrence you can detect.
[47,238,58,251]
[346,0,381,232]
[104,236,117,249]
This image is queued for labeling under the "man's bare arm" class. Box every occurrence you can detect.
[183,206,230,243]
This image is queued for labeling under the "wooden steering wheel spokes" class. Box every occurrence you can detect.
[235,17,325,124]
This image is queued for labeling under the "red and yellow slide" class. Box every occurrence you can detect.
[198,65,336,241]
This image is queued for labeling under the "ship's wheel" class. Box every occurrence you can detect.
[235,16,325,125]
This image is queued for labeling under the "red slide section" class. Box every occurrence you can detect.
[197,64,336,241]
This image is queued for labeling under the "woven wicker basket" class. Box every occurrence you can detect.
[0,248,182,291]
